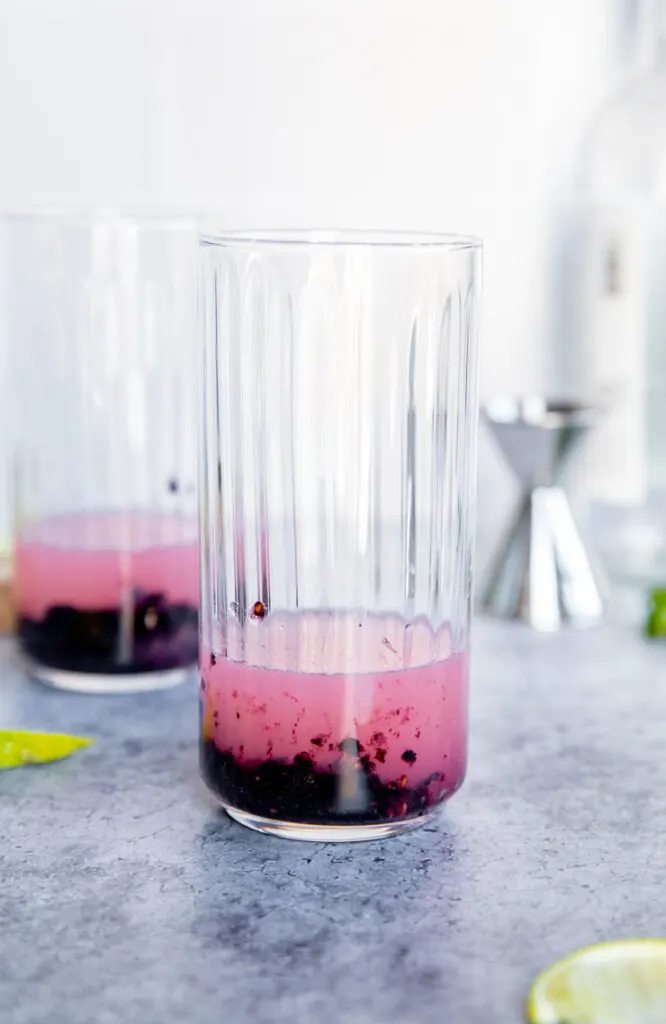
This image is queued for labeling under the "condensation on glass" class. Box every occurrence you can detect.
[7,212,199,692]
[199,230,482,841]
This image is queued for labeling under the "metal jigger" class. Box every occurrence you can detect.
[480,396,605,632]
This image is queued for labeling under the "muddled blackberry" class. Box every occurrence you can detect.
[19,592,198,675]
[200,736,448,826]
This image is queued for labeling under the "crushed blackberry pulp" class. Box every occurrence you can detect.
[200,738,449,825]
[19,594,197,674]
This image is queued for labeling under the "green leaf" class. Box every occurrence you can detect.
[0,730,93,769]
[645,588,666,639]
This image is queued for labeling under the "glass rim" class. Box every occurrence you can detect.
[200,228,482,251]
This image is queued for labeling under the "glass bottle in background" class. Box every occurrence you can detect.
[0,232,15,633]
[6,212,199,692]
[577,0,666,585]
[198,230,481,841]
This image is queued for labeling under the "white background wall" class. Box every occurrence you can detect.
[0,0,622,553]
[0,0,616,392]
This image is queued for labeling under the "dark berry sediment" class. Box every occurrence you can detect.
[200,736,448,825]
[19,593,197,674]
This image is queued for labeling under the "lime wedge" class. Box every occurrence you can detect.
[646,588,666,638]
[527,940,666,1023]
[0,730,93,769]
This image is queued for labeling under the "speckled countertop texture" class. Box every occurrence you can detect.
[1,620,665,1024]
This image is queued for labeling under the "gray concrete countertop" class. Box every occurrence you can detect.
[1,621,665,1024]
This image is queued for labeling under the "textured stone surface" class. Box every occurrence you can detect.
[1,621,665,1023]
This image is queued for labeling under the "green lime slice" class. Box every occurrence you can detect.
[0,730,93,769]
[645,589,666,638]
[527,939,666,1023]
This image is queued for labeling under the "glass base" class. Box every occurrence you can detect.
[222,803,436,843]
[23,655,193,694]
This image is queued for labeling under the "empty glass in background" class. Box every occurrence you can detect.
[199,230,482,841]
[6,212,199,692]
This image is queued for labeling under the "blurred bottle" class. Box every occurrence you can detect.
[0,226,15,633]
[577,0,666,585]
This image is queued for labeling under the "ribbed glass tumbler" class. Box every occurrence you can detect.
[199,230,482,841]
[7,212,199,693]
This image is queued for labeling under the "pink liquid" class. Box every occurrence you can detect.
[16,512,199,675]
[200,612,468,823]
[16,512,198,618]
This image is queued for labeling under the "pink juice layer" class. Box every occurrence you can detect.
[16,512,199,618]
[201,612,468,804]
